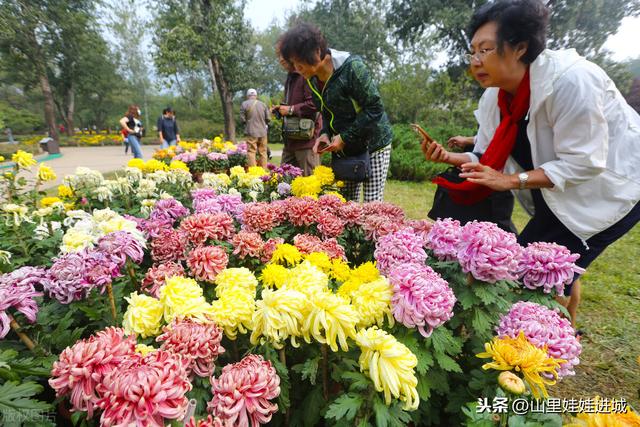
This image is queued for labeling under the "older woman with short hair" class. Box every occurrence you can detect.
[423,0,640,328]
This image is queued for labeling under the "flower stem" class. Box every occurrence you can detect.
[106,283,117,321]
[126,260,138,289]
[466,273,474,285]
[278,348,290,426]
[321,344,329,401]
[9,316,36,351]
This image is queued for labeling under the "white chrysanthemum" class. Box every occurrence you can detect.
[94,186,113,202]
[137,179,157,199]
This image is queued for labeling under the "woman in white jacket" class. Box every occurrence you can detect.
[423,0,640,328]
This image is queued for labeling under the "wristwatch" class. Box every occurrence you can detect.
[518,172,529,190]
[288,105,294,116]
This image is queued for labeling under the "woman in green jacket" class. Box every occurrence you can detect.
[279,23,393,202]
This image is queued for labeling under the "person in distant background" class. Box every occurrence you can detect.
[157,107,181,149]
[119,105,144,159]
[240,89,271,168]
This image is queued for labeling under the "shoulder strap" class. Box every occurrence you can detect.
[247,99,258,115]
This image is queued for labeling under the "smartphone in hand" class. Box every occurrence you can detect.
[410,123,435,147]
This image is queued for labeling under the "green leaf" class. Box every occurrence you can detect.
[342,371,371,392]
[374,397,392,427]
[290,386,324,427]
[325,393,363,421]
[429,327,462,356]
[416,373,431,401]
[396,333,433,375]
[455,285,479,310]
[292,356,319,385]
[0,381,52,424]
[472,284,500,306]
[471,308,495,339]
[434,352,462,373]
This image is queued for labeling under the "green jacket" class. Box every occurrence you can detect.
[307,49,393,156]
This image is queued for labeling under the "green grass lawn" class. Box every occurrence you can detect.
[384,179,640,409]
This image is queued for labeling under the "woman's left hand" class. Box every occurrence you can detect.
[322,134,345,152]
[459,163,517,191]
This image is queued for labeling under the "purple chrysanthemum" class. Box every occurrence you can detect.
[82,249,121,292]
[374,228,427,276]
[497,301,581,378]
[96,231,145,268]
[150,198,190,223]
[517,242,585,295]
[277,182,291,196]
[43,253,91,304]
[0,267,46,338]
[425,218,462,261]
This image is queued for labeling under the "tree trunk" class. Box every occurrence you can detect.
[39,73,60,152]
[66,84,75,136]
[209,55,236,141]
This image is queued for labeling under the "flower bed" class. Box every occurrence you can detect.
[1,155,638,426]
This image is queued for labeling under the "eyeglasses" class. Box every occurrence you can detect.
[464,47,496,64]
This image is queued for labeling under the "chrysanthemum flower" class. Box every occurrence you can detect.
[496,301,581,378]
[135,343,157,356]
[362,214,403,241]
[517,242,585,295]
[251,287,308,348]
[82,249,121,292]
[304,251,333,273]
[285,197,320,226]
[424,218,462,261]
[405,219,433,242]
[348,276,394,328]
[476,331,566,398]
[313,165,335,185]
[270,243,302,267]
[150,229,188,263]
[37,163,57,182]
[291,175,322,197]
[96,230,145,268]
[214,267,258,297]
[187,246,229,283]
[49,327,136,416]
[210,290,255,339]
[337,202,364,225]
[180,213,235,244]
[292,233,324,255]
[457,221,523,283]
[318,193,344,210]
[374,228,427,276]
[43,252,91,304]
[355,327,419,410]
[330,259,352,283]
[11,150,36,169]
[241,202,279,233]
[157,318,225,377]
[260,237,285,264]
[317,211,345,238]
[96,350,192,427]
[282,261,329,297]
[150,198,189,223]
[0,267,46,338]
[363,202,405,221]
[185,415,224,427]
[159,276,215,323]
[209,354,280,427]
[259,263,289,289]
[389,263,456,338]
[231,231,264,259]
[58,184,74,198]
[141,262,186,297]
[123,292,164,338]
[302,291,358,352]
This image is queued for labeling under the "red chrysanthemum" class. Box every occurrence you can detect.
[320,238,347,260]
[187,246,229,283]
[209,354,280,427]
[49,327,136,417]
[241,202,278,234]
[362,201,405,222]
[96,350,192,427]
[180,213,235,245]
[317,211,345,238]
[157,318,225,378]
[141,262,186,297]
[231,231,265,259]
[362,214,404,241]
[151,229,188,263]
[337,201,365,226]
[293,233,324,255]
[286,197,320,227]
[318,194,345,211]
[185,415,224,427]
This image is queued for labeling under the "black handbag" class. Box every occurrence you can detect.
[331,150,371,182]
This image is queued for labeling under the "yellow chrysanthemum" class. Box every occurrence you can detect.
[259,264,289,289]
[564,396,640,427]
[356,327,419,410]
[330,259,352,283]
[213,136,223,144]
[210,289,255,339]
[159,276,215,323]
[247,166,268,177]
[302,291,358,352]
[271,243,303,267]
[336,180,345,188]
[60,229,95,253]
[0,155,4,162]
[313,165,335,186]
[127,158,145,170]
[135,344,157,356]
[40,196,63,208]
[37,163,57,182]
[11,150,36,169]
[229,165,246,178]
[214,267,258,298]
[291,175,322,198]
[350,261,381,284]
[250,288,308,348]
[348,276,394,328]
[169,160,189,171]
[283,261,329,297]
[123,292,164,338]
[58,184,74,198]
[304,251,333,273]
[142,159,169,173]
[476,331,566,399]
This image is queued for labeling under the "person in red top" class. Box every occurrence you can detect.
[272,41,321,176]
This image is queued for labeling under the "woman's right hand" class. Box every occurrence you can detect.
[423,141,451,164]
[313,134,331,154]
[447,135,475,149]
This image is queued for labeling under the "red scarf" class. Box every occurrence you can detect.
[433,69,531,205]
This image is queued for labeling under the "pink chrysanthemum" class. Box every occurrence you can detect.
[43,253,91,304]
[286,197,320,227]
[293,234,324,255]
[181,213,235,245]
[320,238,347,260]
[260,237,285,264]
[185,416,224,427]
[318,194,345,211]
[457,221,523,283]
[142,262,186,297]
[362,214,404,241]
[337,202,365,226]
[269,199,288,223]
[497,301,582,378]
[405,219,434,243]
[362,201,405,222]
[96,350,192,427]
[81,249,121,293]
[374,228,427,276]
[425,218,462,261]
[214,194,246,220]
[194,198,224,215]
[187,246,229,282]
[151,198,190,223]
[0,267,46,339]
[49,327,136,417]
[389,263,456,337]
[151,229,188,263]
[157,318,225,377]
[192,189,217,206]
[140,218,175,239]
[96,231,145,267]
[517,242,585,295]
[317,211,345,238]
[242,202,278,234]
[232,231,265,259]
[209,354,280,427]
